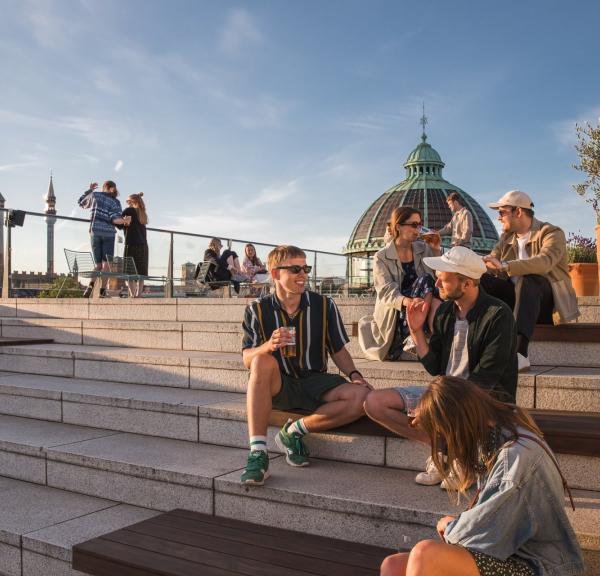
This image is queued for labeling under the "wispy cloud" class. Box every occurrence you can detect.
[0,159,39,172]
[20,0,82,48]
[114,160,124,172]
[219,8,264,55]
[551,107,600,148]
[247,180,298,208]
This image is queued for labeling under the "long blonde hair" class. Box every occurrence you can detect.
[418,376,542,497]
[127,193,148,225]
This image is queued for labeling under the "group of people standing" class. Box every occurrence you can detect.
[237,189,584,575]
[78,181,149,298]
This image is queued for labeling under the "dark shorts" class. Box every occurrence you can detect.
[90,234,115,264]
[124,243,149,276]
[467,549,535,576]
[272,372,347,412]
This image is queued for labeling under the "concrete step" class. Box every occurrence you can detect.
[4,315,600,368]
[1,342,598,411]
[0,418,597,575]
[0,475,158,576]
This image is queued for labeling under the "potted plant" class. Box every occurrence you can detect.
[566,233,598,296]
[573,120,600,288]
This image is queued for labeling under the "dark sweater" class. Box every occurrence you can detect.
[122,207,147,246]
[420,288,518,402]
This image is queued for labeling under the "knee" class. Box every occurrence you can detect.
[380,553,408,576]
[408,539,438,570]
[363,390,387,420]
[250,353,278,376]
[347,385,369,416]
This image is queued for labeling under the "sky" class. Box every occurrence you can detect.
[0,0,599,276]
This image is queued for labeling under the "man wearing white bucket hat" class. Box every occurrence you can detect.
[364,246,518,487]
[481,190,579,373]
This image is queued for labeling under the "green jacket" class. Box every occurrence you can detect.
[420,289,518,402]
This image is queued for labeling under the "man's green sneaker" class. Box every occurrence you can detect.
[241,450,269,485]
[275,421,310,467]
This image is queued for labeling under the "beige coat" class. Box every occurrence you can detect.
[489,218,579,324]
[439,207,473,247]
[358,241,435,360]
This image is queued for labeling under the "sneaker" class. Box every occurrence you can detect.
[275,420,310,467]
[415,456,443,485]
[100,288,108,298]
[241,450,270,485]
[517,353,531,373]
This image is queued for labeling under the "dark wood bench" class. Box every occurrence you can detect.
[269,409,600,458]
[351,321,600,341]
[73,509,394,576]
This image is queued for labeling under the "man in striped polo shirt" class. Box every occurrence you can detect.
[240,245,372,485]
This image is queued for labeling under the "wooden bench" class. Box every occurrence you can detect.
[269,409,600,458]
[350,321,600,341]
[73,509,394,576]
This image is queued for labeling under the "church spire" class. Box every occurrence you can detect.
[45,172,56,215]
[420,102,428,143]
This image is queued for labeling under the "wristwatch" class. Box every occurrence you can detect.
[500,260,509,273]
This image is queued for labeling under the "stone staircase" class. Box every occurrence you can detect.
[0,297,598,576]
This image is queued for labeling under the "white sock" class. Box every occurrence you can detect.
[287,418,309,436]
[250,435,267,453]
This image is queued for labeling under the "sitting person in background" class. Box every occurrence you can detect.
[380,376,584,576]
[201,237,229,282]
[481,190,579,372]
[242,243,268,282]
[122,192,148,298]
[358,207,442,361]
[437,191,473,248]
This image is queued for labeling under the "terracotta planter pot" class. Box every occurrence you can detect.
[569,263,599,297]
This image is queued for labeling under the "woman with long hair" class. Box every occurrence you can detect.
[380,376,584,576]
[241,243,267,282]
[358,206,442,361]
[78,180,130,297]
[122,192,148,297]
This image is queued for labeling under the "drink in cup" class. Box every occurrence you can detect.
[280,326,297,358]
[403,389,423,425]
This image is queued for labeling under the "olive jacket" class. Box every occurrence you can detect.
[489,218,579,324]
[358,241,435,361]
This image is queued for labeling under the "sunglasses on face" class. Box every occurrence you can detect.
[498,208,515,218]
[275,265,312,274]
[400,221,423,229]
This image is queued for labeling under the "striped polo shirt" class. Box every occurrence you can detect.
[242,291,350,379]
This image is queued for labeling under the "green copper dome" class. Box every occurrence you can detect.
[344,126,499,258]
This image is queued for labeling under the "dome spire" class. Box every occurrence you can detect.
[420,102,428,143]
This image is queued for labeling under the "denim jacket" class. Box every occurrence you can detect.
[444,428,584,576]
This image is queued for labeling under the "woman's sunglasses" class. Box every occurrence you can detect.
[400,222,423,229]
[275,265,312,274]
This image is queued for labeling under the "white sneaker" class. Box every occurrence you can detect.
[415,456,443,485]
[518,353,531,373]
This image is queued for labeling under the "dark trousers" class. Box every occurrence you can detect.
[480,273,554,341]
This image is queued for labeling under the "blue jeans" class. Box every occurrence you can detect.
[91,234,115,264]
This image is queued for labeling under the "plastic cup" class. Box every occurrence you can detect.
[280,326,296,358]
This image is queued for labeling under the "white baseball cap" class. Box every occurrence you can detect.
[423,246,487,280]
[488,190,534,210]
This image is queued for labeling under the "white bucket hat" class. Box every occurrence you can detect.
[423,246,487,280]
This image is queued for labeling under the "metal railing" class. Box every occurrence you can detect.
[0,208,372,298]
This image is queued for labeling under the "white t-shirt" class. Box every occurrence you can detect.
[445,318,470,379]
[516,231,531,261]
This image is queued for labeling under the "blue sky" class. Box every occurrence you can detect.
[1,0,599,275]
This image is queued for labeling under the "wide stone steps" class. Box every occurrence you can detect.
[0,415,598,575]
[0,343,599,412]
[0,373,598,493]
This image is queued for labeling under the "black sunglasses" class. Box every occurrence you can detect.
[275,265,312,274]
[400,222,423,229]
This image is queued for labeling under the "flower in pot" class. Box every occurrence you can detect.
[566,233,598,297]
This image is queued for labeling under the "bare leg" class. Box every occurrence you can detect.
[137,279,145,297]
[246,354,282,437]
[364,389,429,443]
[406,540,478,576]
[101,261,110,290]
[302,383,369,432]
[381,552,409,576]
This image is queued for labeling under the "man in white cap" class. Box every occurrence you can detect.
[482,190,579,372]
[364,246,517,487]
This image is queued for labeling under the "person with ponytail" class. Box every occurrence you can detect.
[122,192,149,297]
[380,376,584,576]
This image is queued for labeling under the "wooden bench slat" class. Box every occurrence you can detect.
[168,510,394,559]
[145,512,386,570]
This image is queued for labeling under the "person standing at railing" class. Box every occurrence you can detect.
[78,181,130,298]
[436,191,473,248]
[122,192,148,298]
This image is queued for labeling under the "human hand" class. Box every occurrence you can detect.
[89,182,98,191]
[351,375,373,390]
[423,231,441,249]
[268,328,294,353]
[436,515,456,540]
[406,298,429,334]
[123,215,132,226]
[483,256,502,271]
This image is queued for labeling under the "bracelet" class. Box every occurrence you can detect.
[348,370,363,380]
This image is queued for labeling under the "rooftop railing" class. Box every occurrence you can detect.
[0,208,373,298]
